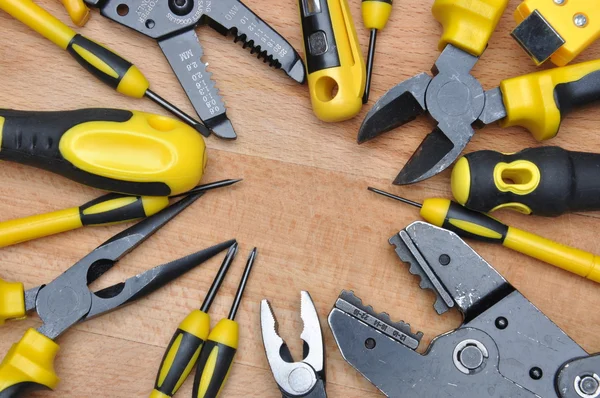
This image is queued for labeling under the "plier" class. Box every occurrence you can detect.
[261,291,327,398]
[358,0,600,185]
[0,193,236,397]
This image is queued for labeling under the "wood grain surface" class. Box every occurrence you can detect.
[1,0,600,396]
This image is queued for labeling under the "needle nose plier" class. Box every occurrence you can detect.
[261,291,327,398]
[0,193,236,397]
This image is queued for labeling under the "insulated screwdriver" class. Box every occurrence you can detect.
[362,0,393,103]
[0,179,241,248]
[151,242,239,398]
[193,248,258,398]
[368,187,600,283]
[0,0,210,137]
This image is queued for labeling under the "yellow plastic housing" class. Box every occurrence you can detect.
[493,160,540,195]
[432,0,509,56]
[59,0,90,27]
[362,1,393,30]
[0,208,82,248]
[0,279,25,324]
[420,198,451,227]
[58,111,207,196]
[515,0,600,66]
[0,329,60,393]
[451,157,471,205]
[304,0,366,122]
[500,58,600,140]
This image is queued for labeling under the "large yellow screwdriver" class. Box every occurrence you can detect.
[151,242,239,398]
[0,179,241,248]
[0,0,210,137]
[362,0,393,103]
[192,248,257,398]
[369,187,600,283]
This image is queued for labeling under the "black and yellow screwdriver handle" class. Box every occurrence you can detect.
[0,0,149,99]
[420,198,600,283]
[192,319,238,398]
[0,329,60,397]
[150,310,211,398]
[299,0,366,122]
[452,147,600,216]
[0,193,172,248]
[500,59,600,141]
[0,108,206,196]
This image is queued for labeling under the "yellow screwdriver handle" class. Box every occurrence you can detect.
[432,0,509,56]
[0,279,25,325]
[192,319,238,398]
[504,228,600,283]
[150,310,211,398]
[59,0,90,27]
[362,0,393,30]
[500,58,600,141]
[0,0,149,98]
[0,109,206,196]
[0,329,60,397]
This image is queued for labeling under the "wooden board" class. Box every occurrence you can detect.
[1,0,599,396]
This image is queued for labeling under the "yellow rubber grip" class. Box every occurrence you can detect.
[504,227,600,283]
[59,0,90,27]
[500,58,600,140]
[305,0,366,122]
[514,0,600,66]
[0,279,26,325]
[0,0,76,49]
[0,208,82,248]
[0,329,60,394]
[432,0,509,56]
[362,1,393,30]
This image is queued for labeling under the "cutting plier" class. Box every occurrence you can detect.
[0,193,236,397]
[261,291,326,398]
[358,0,600,185]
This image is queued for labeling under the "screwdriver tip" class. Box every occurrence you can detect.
[367,187,423,208]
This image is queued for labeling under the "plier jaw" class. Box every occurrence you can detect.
[261,291,326,398]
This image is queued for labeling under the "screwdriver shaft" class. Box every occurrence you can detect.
[201,243,239,313]
[363,29,378,104]
[228,248,257,320]
[145,89,210,137]
[368,187,422,208]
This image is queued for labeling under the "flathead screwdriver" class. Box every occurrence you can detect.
[193,248,258,398]
[362,0,393,103]
[369,187,600,283]
[0,0,210,137]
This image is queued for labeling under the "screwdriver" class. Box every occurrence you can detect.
[368,187,600,283]
[192,248,258,398]
[0,0,210,137]
[151,242,239,398]
[362,0,393,104]
[0,179,241,248]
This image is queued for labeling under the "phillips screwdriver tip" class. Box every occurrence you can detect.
[367,187,423,208]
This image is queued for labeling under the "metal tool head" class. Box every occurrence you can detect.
[31,193,232,340]
[261,291,326,398]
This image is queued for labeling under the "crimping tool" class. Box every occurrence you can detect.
[329,221,600,397]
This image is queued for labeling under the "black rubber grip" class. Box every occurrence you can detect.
[0,108,171,195]
[462,147,600,216]
[79,193,147,226]
[192,342,236,398]
[442,202,508,243]
[66,34,132,89]
[0,382,50,398]
[154,330,204,396]
[555,69,600,117]
[300,0,341,73]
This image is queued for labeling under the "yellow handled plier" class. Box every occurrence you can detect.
[0,193,236,397]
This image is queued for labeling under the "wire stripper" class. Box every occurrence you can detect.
[512,0,600,66]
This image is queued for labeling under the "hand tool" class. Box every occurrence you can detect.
[82,0,307,140]
[261,291,327,398]
[150,242,238,398]
[512,0,600,66]
[0,108,207,196]
[0,0,210,138]
[452,146,600,216]
[299,0,366,122]
[368,187,600,282]
[59,0,90,26]
[0,179,241,249]
[330,222,600,397]
[361,0,393,104]
[0,193,236,397]
[192,247,257,398]
[358,0,600,185]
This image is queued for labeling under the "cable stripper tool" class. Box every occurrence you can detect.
[358,0,600,185]
[329,221,600,398]
[0,193,236,397]
[79,0,307,140]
